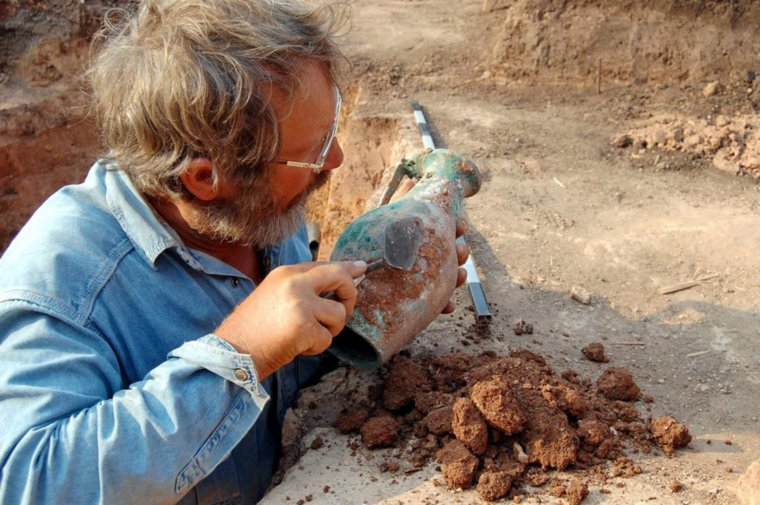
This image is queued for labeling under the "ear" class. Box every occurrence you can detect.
[180,158,219,201]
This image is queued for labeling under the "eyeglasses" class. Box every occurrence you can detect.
[276,87,342,174]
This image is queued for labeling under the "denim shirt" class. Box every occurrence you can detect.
[0,161,329,504]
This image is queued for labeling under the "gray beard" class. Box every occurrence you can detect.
[186,171,329,247]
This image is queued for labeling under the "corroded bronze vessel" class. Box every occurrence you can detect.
[329,148,481,367]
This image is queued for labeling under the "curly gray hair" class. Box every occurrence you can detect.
[88,0,345,198]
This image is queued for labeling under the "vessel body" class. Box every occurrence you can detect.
[329,149,481,368]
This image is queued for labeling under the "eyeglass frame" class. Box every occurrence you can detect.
[275,87,342,174]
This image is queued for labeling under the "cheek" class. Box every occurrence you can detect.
[270,168,313,207]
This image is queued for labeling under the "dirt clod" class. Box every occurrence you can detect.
[435,439,480,489]
[566,479,589,505]
[476,470,513,502]
[582,342,609,363]
[334,407,370,434]
[347,349,687,496]
[650,416,691,456]
[422,405,453,436]
[471,376,525,435]
[360,416,400,448]
[382,355,431,410]
[452,397,489,455]
[597,367,641,401]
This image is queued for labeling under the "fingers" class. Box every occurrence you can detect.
[303,260,364,318]
[441,300,456,314]
[455,219,468,239]
[300,323,337,355]
[456,266,467,288]
[456,241,469,267]
[313,297,348,337]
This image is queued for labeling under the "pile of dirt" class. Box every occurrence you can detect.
[611,111,760,178]
[334,349,690,503]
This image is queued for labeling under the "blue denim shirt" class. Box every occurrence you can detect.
[0,161,329,504]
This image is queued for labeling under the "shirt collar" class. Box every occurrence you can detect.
[102,160,181,267]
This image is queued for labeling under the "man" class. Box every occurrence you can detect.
[0,1,467,504]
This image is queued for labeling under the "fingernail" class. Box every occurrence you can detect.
[353,260,367,269]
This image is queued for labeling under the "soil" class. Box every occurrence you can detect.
[286,349,692,503]
[4,0,760,503]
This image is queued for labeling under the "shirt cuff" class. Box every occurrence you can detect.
[169,334,269,403]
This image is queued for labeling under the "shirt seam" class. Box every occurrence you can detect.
[80,238,135,325]
[0,239,136,327]
[174,389,248,494]
[0,290,79,323]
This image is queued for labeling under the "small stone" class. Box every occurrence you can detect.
[582,342,609,363]
[670,481,683,493]
[703,81,720,97]
[571,286,591,304]
[513,319,533,335]
[672,127,684,143]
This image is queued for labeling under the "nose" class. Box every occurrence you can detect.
[321,139,344,171]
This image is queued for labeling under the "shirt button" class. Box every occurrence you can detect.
[234,368,249,381]
[231,278,240,287]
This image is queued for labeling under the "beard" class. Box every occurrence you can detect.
[186,170,330,247]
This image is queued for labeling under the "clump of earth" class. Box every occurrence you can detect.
[611,112,760,178]
[333,349,690,503]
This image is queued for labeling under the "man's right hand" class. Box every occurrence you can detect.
[214,260,367,379]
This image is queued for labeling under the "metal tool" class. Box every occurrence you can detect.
[306,222,320,261]
[325,216,423,298]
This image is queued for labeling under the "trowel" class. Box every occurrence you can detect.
[353,216,424,285]
[324,216,423,299]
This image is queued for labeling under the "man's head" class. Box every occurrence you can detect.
[89,0,345,246]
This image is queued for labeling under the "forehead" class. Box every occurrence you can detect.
[271,60,335,128]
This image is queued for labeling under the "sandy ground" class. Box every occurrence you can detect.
[263,0,760,503]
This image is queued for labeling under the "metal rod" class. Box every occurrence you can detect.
[409,100,492,320]
[457,236,492,320]
[410,100,436,151]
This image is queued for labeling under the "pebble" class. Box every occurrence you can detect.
[570,286,591,305]
[703,81,720,97]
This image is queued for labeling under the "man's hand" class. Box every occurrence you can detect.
[442,219,469,314]
[215,260,367,379]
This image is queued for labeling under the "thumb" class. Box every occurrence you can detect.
[342,260,368,278]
